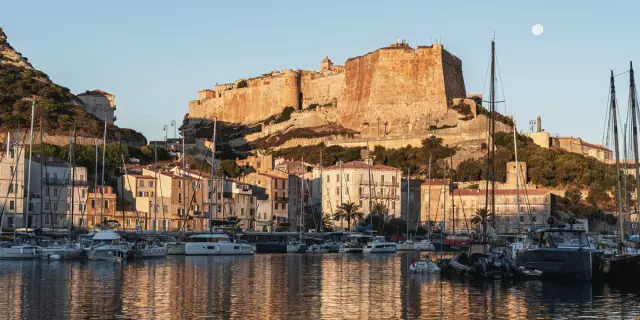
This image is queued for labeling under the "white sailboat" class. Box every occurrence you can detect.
[184,233,254,255]
[363,235,397,254]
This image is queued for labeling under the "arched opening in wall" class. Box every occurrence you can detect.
[298,92,303,110]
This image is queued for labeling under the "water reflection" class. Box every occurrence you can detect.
[0,253,638,319]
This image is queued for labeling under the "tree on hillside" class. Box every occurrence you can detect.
[456,158,484,181]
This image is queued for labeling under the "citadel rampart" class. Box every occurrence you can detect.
[188,41,466,137]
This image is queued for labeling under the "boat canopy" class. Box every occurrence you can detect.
[92,231,120,241]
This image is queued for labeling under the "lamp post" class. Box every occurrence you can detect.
[171,120,176,140]
[529,120,536,133]
[162,125,168,150]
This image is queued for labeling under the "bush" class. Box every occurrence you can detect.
[236,80,247,89]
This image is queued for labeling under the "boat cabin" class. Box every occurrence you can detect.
[533,229,591,249]
[188,234,231,243]
[90,231,121,246]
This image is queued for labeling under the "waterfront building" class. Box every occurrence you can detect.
[245,171,289,225]
[320,160,402,230]
[0,140,26,229]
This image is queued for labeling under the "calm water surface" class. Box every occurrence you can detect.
[0,253,639,319]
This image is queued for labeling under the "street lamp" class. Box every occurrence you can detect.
[162,125,168,150]
[171,120,177,140]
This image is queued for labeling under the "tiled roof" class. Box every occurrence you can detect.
[258,172,288,179]
[325,160,399,171]
[126,174,155,179]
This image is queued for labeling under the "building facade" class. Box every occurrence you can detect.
[77,90,116,124]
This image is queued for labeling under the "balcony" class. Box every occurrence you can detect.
[358,179,399,187]
[43,178,90,186]
[274,196,288,202]
[358,193,400,200]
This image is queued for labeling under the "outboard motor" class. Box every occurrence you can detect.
[501,250,512,276]
[478,256,488,275]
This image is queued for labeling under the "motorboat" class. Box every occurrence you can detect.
[450,244,504,278]
[156,235,184,255]
[397,240,415,251]
[339,233,372,253]
[302,237,329,253]
[409,256,441,273]
[287,239,308,253]
[432,233,472,252]
[0,234,42,260]
[362,236,397,254]
[40,239,82,260]
[132,239,168,259]
[324,240,341,253]
[84,230,129,261]
[515,227,604,281]
[414,239,435,251]
[184,233,254,255]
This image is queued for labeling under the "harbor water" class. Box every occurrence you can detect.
[1,253,639,319]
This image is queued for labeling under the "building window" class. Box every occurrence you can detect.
[127,218,132,226]
[163,205,168,212]
[336,174,340,182]
[144,192,149,197]
[104,200,109,209]
[326,175,330,183]
[8,184,14,194]
[53,203,58,211]
[91,200,95,208]
[381,175,385,184]
[79,203,83,211]
[274,202,278,210]
[336,187,339,195]
[53,187,58,196]
[139,180,144,187]
[520,216,524,222]
[28,202,33,212]
[45,202,49,211]
[9,201,14,210]
[282,203,287,210]
[80,174,84,181]
[137,191,142,197]
[346,174,350,182]
[178,181,183,188]
[178,193,182,203]
[81,189,86,198]
[148,181,153,187]
[241,208,245,216]
[532,216,537,222]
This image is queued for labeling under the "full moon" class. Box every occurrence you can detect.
[532,24,544,36]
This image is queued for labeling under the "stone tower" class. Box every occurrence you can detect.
[320,56,333,73]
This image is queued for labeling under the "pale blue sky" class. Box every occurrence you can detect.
[1,1,637,144]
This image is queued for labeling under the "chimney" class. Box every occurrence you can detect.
[536,115,542,133]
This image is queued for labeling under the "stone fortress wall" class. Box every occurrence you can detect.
[188,40,468,138]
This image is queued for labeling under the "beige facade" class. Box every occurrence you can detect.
[245,171,289,223]
[320,160,402,230]
[77,90,116,124]
[0,140,26,229]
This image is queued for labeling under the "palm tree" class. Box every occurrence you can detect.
[371,202,389,231]
[470,208,493,229]
[337,201,364,231]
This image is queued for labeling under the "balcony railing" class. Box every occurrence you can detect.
[358,194,400,200]
[358,180,399,187]
[43,178,90,186]
[275,196,289,202]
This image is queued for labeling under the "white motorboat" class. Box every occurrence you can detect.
[156,235,185,255]
[414,239,435,251]
[409,257,441,273]
[84,230,129,261]
[363,236,397,254]
[132,240,168,259]
[184,233,254,255]
[306,243,330,253]
[339,233,371,253]
[0,243,41,259]
[287,240,307,253]
[40,244,82,260]
[397,240,415,251]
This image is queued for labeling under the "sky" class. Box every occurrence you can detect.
[1,1,638,145]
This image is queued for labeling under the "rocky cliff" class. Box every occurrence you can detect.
[0,27,146,146]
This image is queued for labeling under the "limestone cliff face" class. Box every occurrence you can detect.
[339,44,466,135]
[0,27,35,70]
[188,43,466,138]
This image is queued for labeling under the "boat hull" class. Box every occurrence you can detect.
[396,243,415,251]
[516,248,603,281]
[184,243,254,255]
[432,242,469,253]
[363,243,397,254]
[40,247,82,260]
[255,243,287,253]
[85,248,128,261]
[133,247,168,259]
[606,254,640,287]
[166,243,185,255]
[0,246,41,260]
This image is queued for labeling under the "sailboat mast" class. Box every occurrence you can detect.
[629,62,640,229]
[14,126,19,230]
[441,159,447,260]
[70,123,76,233]
[153,143,158,239]
[301,156,305,232]
[210,118,217,233]
[25,98,35,229]
[319,148,324,232]
[100,121,106,225]
[450,155,455,233]
[610,71,625,242]
[93,141,98,229]
[367,140,373,227]
[67,134,73,238]
[490,40,497,232]
[483,40,496,246]
[406,167,410,239]
[39,117,43,227]
[427,155,432,237]
[339,159,343,230]
[513,123,521,229]
[181,132,187,237]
